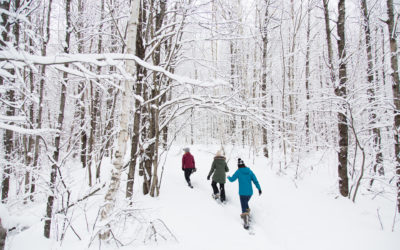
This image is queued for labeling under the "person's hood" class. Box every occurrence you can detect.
[239,167,250,175]
[214,156,226,160]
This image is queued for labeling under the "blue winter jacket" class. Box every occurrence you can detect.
[228,167,261,196]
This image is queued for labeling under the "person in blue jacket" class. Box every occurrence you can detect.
[228,158,262,219]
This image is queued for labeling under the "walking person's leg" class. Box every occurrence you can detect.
[239,195,247,213]
[245,196,252,212]
[219,183,225,202]
[184,169,189,182]
[211,181,219,196]
[184,169,192,186]
[239,195,251,228]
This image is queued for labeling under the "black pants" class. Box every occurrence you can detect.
[211,181,225,202]
[184,168,193,184]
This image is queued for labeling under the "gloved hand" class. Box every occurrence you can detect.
[258,189,262,196]
[207,175,210,180]
[193,168,197,172]
[182,168,184,171]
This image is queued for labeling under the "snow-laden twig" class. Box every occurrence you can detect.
[0,50,229,88]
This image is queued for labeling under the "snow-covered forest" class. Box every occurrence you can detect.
[1,0,400,249]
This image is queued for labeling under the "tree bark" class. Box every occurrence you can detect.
[336,0,349,197]
[94,0,105,182]
[322,0,336,84]
[126,0,146,198]
[305,0,311,145]
[386,0,400,213]
[0,219,6,250]
[360,0,383,187]
[76,0,87,171]
[261,0,270,158]
[31,0,53,202]
[99,0,140,240]
[44,0,71,238]
[1,0,16,203]
[25,34,35,199]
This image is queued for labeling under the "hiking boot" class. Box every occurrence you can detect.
[240,212,250,229]
[246,209,252,222]
[212,193,220,200]
[240,212,249,219]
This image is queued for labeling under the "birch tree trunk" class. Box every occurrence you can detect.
[261,0,270,158]
[386,0,400,213]
[336,0,349,197]
[127,0,146,198]
[99,0,140,240]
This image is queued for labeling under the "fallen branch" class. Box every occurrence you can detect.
[56,184,106,214]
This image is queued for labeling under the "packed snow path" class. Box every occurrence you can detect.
[134,145,399,250]
[5,145,399,250]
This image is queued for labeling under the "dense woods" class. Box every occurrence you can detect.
[0,0,399,243]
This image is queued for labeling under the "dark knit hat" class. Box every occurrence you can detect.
[238,158,245,167]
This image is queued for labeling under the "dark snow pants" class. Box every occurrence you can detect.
[184,168,194,184]
[211,181,225,202]
[239,195,252,213]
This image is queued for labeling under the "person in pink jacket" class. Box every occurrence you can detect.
[182,147,196,188]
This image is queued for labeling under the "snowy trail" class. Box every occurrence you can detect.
[6,145,399,250]
[134,145,400,250]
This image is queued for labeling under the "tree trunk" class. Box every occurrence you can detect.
[261,0,270,158]
[93,0,105,182]
[305,0,311,145]
[76,0,88,171]
[386,0,400,213]
[323,0,349,197]
[0,219,6,250]
[126,0,146,198]
[1,0,17,203]
[85,0,105,185]
[32,0,53,201]
[230,41,236,143]
[99,0,140,240]
[336,0,349,197]
[44,0,71,238]
[322,0,336,84]
[360,0,383,187]
[288,0,296,139]
[25,35,35,199]
[149,0,167,197]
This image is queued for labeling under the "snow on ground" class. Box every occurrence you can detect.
[4,144,400,250]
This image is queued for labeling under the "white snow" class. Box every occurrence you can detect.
[3,144,400,250]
